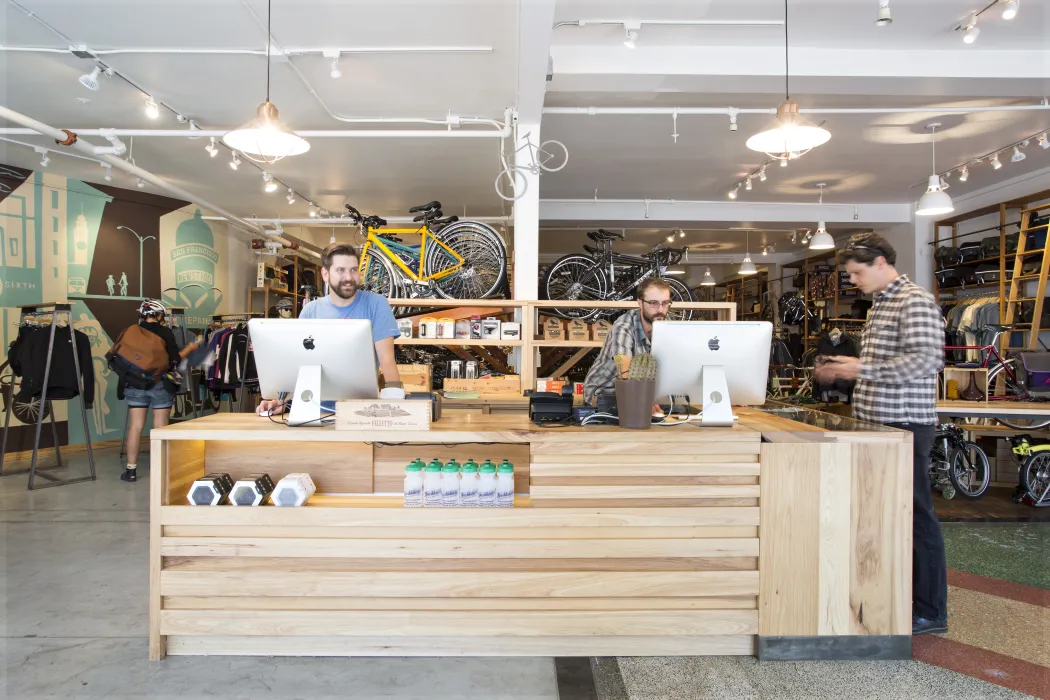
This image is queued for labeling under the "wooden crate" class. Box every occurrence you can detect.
[444,376,522,396]
[397,364,433,393]
[335,400,431,431]
[942,368,989,402]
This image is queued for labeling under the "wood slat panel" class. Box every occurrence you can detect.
[162,525,759,540]
[165,634,757,657]
[531,498,759,508]
[167,440,206,506]
[163,556,759,572]
[529,427,753,444]
[160,570,759,598]
[374,444,530,494]
[530,461,760,476]
[162,596,758,611]
[530,485,760,499]
[160,537,759,559]
[530,454,759,465]
[160,505,761,528]
[530,442,760,456]
[530,476,759,486]
[205,440,372,494]
[161,609,759,637]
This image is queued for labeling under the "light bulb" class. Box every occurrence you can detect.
[1011,146,1026,164]
[963,20,979,44]
[229,152,241,170]
[1001,0,1019,20]
[330,56,342,79]
[205,137,219,158]
[728,187,738,200]
[308,204,318,218]
[991,153,1002,170]
[144,96,160,119]
[959,166,969,182]
[262,172,278,193]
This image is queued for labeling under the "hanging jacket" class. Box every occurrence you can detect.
[813,330,859,404]
[12,326,96,407]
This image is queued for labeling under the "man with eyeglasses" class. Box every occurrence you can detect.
[583,278,672,406]
[814,232,948,636]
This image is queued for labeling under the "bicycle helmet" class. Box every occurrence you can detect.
[139,299,167,319]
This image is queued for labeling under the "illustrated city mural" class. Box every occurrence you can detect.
[0,164,238,452]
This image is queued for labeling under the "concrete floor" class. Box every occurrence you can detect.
[1,447,1037,700]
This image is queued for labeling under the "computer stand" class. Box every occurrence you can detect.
[287,365,323,427]
[700,366,734,427]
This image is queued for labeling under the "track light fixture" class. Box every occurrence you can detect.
[758,166,767,182]
[101,163,113,181]
[78,66,101,91]
[875,0,892,26]
[728,185,739,200]
[958,165,969,182]
[623,23,640,49]
[205,137,219,158]
[229,152,241,170]
[990,153,1002,169]
[679,229,686,239]
[666,233,675,243]
[1039,134,1050,150]
[286,188,296,205]
[330,56,342,79]
[1001,0,1019,20]
[745,177,753,191]
[780,158,788,168]
[136,178,146,189]
[916,124,954,216]
[962,15,979,44]
[1011,145,1027,163]
[144,96,160,120]
[262,171,278,193]
[34,147,49,168]
[308,203,318,218]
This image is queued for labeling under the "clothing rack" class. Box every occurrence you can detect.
[210,313,261,412]
[0,303,95,489]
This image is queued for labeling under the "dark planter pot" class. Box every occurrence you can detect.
[615,379,656,430]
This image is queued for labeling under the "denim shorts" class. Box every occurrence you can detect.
[125,382,176,410]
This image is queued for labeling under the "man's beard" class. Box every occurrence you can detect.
[642,309,666,325]
[331,280,359,300]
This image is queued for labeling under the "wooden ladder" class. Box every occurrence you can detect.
[1003,209,1050,351]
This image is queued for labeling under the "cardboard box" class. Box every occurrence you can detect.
[567,319,589,342]
[444,375,522,396]
[542,317,565,341]
[335,399,432,431]
[396,364,432,393]
[536,378,567,394]
[592,319,612,341]
[500,322,521,340]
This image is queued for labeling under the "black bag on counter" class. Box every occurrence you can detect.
[958,242,983,262]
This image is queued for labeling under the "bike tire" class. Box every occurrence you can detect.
[537,139,569,173]
[494,168,527,202]
[1023,452,1050,507]
[949,441,991,499]
[986,359,1050,430]
[423,221,508,300]
[541,254,609,322]
[359,248,401,299]
[662,276,694,321]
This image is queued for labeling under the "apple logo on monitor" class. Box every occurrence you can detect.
[303,336,316,351]
[708,336,720,351]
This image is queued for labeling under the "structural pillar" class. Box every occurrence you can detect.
[513,122,541,300]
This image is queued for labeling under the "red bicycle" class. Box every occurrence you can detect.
[944,324,1050,430]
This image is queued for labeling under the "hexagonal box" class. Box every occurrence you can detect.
[187,473,234,506]
[229,473,276,507]
[271,473,317,507]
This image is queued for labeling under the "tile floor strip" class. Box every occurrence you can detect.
[945,586,1050,668]
[913,635,1050,700]
[949,568,1050,608]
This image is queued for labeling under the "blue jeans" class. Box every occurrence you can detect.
[125,381,175,410]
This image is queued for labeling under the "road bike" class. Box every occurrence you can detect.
[929,423,991,499]
[495,131,569,201]
[1006,435,1050,507]
[541,229,694,322]
[346,201,508,303]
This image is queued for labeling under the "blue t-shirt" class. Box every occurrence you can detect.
[298,291,400,343]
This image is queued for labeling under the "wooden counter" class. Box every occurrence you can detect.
[149,408,912,661]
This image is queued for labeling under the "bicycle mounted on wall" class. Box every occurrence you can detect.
[541,229,695,322]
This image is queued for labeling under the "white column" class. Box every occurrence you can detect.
[513,122,541,301]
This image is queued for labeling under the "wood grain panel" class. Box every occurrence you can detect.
[850,441,912,636]
[373,443,530,493]
[166,440,206,506]
[530,442,760,456]
[205,440,372,494]
[530,454,759,464]
[531,498,759,508]
[160,570,759,598]
[530,476,759,486]
[163,596,758,611]
[162,525,759,540]
[165,634,757,657]
[161,609,759,637]
[160,505,761,528]
[530,461,760,476]
[819,447,853,636]
[160,537,759,559]
[163,556,759,572]
[530,485,760,499]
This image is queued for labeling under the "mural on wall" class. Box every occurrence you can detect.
[0,163,240,452]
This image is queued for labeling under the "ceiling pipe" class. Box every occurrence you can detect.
[202,215,512,226]
[0,127,511,139]
[0,45,494,56]
[0,104,266,237]
[544,103,1050,116]
[553,19,784,28]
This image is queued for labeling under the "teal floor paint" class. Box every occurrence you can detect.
[942,522,1050,590]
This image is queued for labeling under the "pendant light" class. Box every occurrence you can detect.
[739,231,758,275]
[223,0,310,163]
[701,267,716,286]
[916,122,954,216]
[746,0,831,161]
[808,183,835,250]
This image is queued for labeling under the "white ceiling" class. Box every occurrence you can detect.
[0,0,1048,256]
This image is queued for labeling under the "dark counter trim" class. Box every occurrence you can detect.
[757,635,912,661]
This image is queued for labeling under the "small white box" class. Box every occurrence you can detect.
[272,473,317,507]
[481,318,501,339]
[397,319,413,339]
[500,322,521,340]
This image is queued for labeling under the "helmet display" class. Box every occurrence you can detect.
[138,299,167,319]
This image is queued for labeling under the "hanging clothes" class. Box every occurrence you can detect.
[8,325,96,406]
[812,329,860,404]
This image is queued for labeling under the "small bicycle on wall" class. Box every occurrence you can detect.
[540,229,694,322]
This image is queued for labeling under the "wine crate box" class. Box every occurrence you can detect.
[542,317,565,341]
[567,319,589,342]
[444,375,522,396]
[397,364,432,393]
[335,400,431,431]
[593,319,612,341]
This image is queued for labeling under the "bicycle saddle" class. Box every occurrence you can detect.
[587,229,624,242]
[409,201,441,214]
[413,210,443,223]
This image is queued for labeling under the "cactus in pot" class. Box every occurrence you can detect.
[628,353,657,381]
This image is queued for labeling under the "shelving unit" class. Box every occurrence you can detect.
[784,249,869,347]
[248,253,323,317]
[721,271,767,320]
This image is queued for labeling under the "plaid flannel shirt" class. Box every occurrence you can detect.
[853,275,945,425]
[583,310,650,404]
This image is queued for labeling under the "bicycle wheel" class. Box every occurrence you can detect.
[541,254,609,322]
[359,248,401,299]
[495,168,527,201]
[987,359,1050,430]
[424,221,508,300]
[1023,452,1050,506]
[949,441,991,498]
[536,139,569,173]
[662,276,694,321]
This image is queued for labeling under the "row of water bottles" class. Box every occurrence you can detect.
[404,458,514,507]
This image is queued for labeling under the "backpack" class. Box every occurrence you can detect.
[980,235,1000,259]
[935,246,962,270]
[106,325,169,390]
[958,241,983,263]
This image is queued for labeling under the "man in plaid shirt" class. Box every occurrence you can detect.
[815,232,948,636]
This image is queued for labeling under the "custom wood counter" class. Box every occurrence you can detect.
[149,408,912,661]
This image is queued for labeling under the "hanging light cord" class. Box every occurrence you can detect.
[784,0,789,99]
[266,0,272,102]
[930,124,938,172]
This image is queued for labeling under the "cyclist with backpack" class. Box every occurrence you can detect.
[108,300,198,483]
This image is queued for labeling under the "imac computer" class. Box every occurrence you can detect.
[651,321,773,426]
[248,319,379,426]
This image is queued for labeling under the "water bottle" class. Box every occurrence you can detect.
[403,459,424,508]
[442,459,461,507]
[423,460,444,507]
[478,461,497,507]
[496,460,515,508]
[460,460,479,507]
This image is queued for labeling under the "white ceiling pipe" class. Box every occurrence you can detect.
[544,103,1050,116]
[549,197,856,209]
[203,215,512,225]
[0,127,510,139]
[0,104,265,237]
[0,46,495,56]
[554,19,784,27]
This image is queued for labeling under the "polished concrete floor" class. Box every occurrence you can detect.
[1,446,1043,700]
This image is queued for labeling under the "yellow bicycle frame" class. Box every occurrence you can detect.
[358,225,466,282]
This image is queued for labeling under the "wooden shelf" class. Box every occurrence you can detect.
[533,340,604,348]
[394,338,524,347]
[386,299,524,308]
[250,285,293,295]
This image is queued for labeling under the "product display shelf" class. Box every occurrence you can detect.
[149,408,911,662]
[394,338,524,347]
[785,248,870,347]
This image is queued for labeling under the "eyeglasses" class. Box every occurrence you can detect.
[642,300,673,309]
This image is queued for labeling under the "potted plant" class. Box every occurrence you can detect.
[614,353,658,430]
